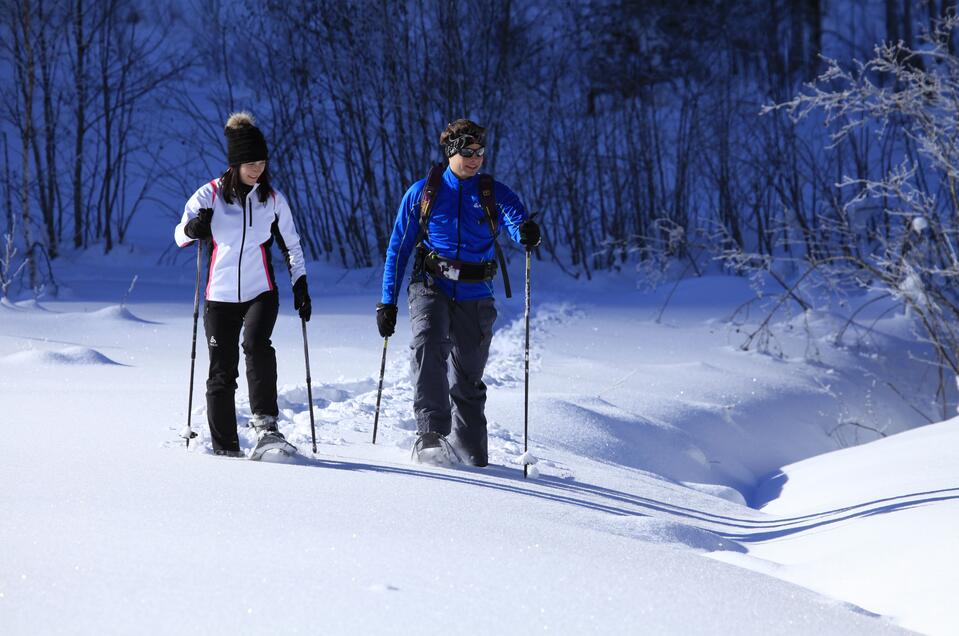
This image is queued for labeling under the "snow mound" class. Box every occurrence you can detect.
[743,418,959,635]
[621,517,746,553]
[682,481,748,506]
[530,395,713,483]
[756,417,959,514]
[1,346,121,366]
[88,304,155,323]
[279,383,352,407]
[1,298,52,312]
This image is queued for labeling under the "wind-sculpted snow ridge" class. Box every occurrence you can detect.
[614,517,747,553]
[0,298,53,312]
[87,304,158,323]
[0,346,121,366]
[709,420,959,634]
[525,395,719,481]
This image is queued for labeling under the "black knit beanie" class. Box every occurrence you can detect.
[224,111,268,165]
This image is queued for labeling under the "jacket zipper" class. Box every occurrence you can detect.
[237,194,248,302]
[454,181,463,300]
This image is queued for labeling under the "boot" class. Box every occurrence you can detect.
[250,413,281,438]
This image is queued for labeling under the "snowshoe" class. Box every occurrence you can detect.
[249,431,297,461]
[247,414,297,461]
[411,432,462,465]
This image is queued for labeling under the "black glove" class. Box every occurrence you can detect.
[293,276,311,322]
[376,303,397,338]
[519,219,542,250]
[184,208,213,240]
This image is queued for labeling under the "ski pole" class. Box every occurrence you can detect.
[183,241,203,447]
[301,318,318,454]
[523,249,531,478]
[372,337,389,444]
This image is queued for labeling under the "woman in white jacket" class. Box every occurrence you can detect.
[174,112,310,457]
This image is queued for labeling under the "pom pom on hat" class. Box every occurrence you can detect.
[224,111,268,165]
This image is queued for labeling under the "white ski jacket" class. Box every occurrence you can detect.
[174,179,307,303]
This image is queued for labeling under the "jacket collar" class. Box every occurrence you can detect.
[443,165,479,190]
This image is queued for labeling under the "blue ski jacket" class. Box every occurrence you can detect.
[381,165,529,305]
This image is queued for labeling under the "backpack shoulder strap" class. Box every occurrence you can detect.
[209,179,219,206]
[478,174,498,233]
[477,173,512,299]
[418,164,445,242]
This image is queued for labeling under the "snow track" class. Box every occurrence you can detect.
[180,302,578,473]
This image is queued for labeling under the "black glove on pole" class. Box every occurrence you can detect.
[376,303,397,338]
[372,336,389,444]
[519,219,542,251]
[301,317,317,454]
[182,241,204,447]
[293,276,311,322]
[185,208,213,240]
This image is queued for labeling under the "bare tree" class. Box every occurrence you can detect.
[764,15,959,414]
[4,0,41,289]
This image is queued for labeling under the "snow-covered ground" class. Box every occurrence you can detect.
[1,246,955,634]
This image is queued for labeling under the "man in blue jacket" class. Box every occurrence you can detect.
[377,119,541,466]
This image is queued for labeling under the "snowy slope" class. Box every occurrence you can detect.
[0,247,953,634]
[739,420,959,635]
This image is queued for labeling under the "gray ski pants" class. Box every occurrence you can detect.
[408,281,497,464]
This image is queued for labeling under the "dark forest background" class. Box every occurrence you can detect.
[0,1,953,283]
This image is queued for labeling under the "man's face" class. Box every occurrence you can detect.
[448,144,485,179]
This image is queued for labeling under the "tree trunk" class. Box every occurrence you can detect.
[885,0,899,44]
[99,8,112,253]
[36,0,59,258]
[17,0,39,289]
[789,0,805,77]
[806,0,822,78]
[72,0,88,248]
[3,133,13,234]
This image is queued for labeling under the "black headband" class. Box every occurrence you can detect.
[444,132,485,158]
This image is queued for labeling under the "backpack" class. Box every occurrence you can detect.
[417,165,512,298]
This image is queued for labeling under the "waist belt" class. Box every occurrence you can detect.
[423,251,497,283]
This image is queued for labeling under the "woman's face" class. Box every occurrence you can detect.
[239,160,266,186]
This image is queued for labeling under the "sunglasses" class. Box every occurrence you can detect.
[458,146,486,158]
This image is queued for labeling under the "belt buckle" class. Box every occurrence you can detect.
[438,260,460,281]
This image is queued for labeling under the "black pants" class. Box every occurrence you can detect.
[204,290,279,452]
[408,281,497,465]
